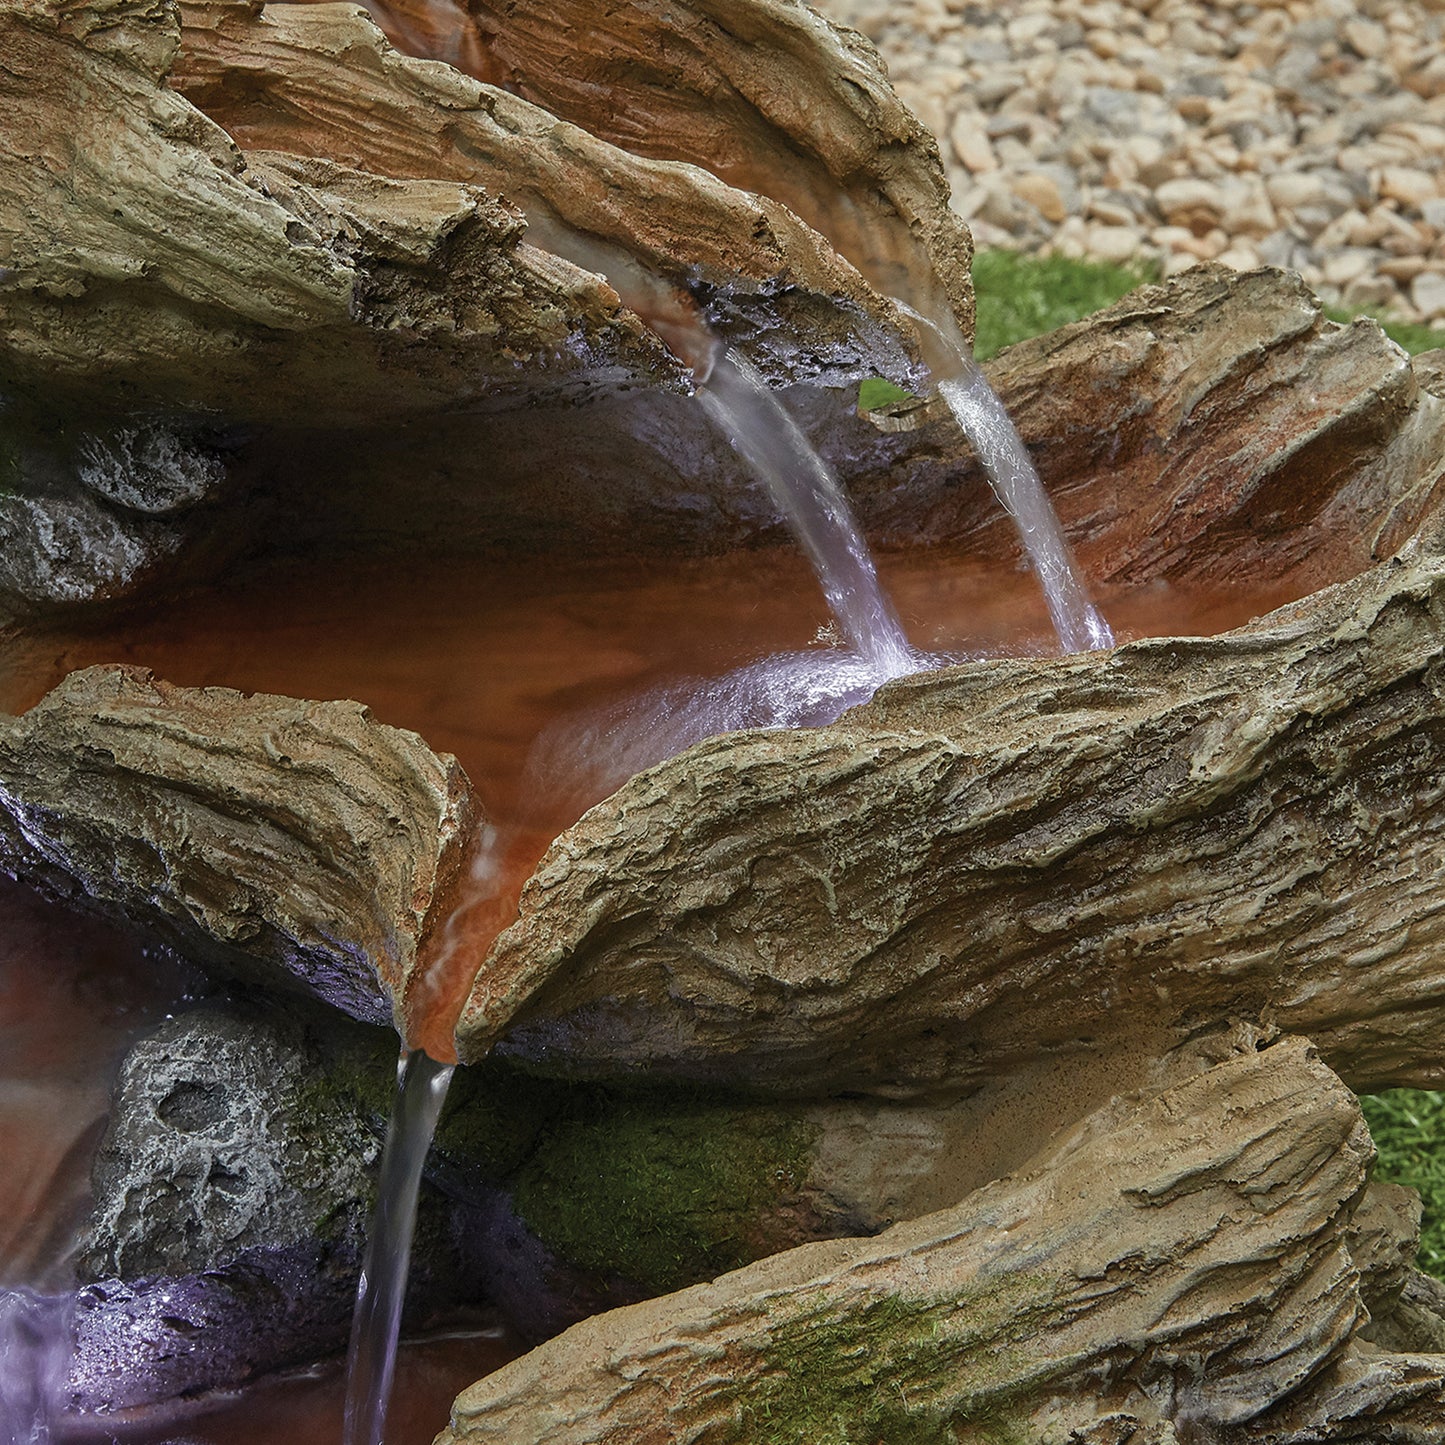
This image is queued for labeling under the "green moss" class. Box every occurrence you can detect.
[1361,1089,1445,1278]
[858,376,921,412]
[971,249,1159,360]
[432,1059,574,1182]
[719,1285,1048,1445]
[510,1091,821,1294]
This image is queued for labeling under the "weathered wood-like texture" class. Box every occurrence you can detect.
[172,0,932,387]
[0,0,687,422]
[440,1037,1445,1444]
[290,0,975,338]
[848,266,1445,596]
[457,518,1445,1096]
[0,665,476,1024]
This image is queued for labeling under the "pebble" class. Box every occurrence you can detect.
[815,0,1445,326]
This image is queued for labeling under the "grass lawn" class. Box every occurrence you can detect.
[970,246,1445,1280]
[970,246,1445,359]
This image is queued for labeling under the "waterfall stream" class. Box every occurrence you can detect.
[697,351,917,681]
[342,1051,455,1445]
[0,1290,69,1445]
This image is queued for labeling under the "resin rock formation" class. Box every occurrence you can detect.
[0,0,977,608]
[0,665,476,1026]
[65,1001,498,1411]
[439,1035,1445,1444]
[64,991,1004,1403]
[843,264,1445,588]
[455,507,1445,1098]
[471,1088,994,1341]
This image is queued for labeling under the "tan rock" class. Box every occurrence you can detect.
[1154,176,1225,233]
[439,1038,1435,1443]
[1010,170,1068,221]
[949,110,998,172]
[1380,165,1442,209]
[0,666,477,1029]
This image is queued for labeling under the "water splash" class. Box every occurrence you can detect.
[525,643,965,825]
[698,352,917,680]
[0,1291,70,1445]
[342,1050,454,1445]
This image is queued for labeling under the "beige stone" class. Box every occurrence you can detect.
[0,666,477,1028]
[1010,170,1068,221]
[439,1038,1445,1443]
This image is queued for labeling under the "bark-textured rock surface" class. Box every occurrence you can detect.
[0,0,677,422]
[440,1035,1442,1444]
[0,0,983,601]
[455,514,1445,1096]
[0,664,476,1026]
[847,266,1445,591]
[172,0,932,387]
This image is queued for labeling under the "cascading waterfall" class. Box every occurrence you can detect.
[341,179,1112,1445]
[909,307,1114,654]
[696,351,917,682]
[342,1050,455,1445]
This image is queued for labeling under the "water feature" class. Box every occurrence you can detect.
[696,351,917,681]
[907,308,1115,654]
[342,1051,456,1445]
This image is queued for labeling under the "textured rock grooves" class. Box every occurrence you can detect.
[438,1036,1442,1443]
[0,665,476,1027]
[453,510,1445,1098]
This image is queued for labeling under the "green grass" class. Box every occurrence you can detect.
[970,249,1160,359]
[1360,1090,1445,1278]
[967,248,1445,360]
[1323,305,1445,356]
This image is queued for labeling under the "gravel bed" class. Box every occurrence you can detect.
[815,0,1445,323]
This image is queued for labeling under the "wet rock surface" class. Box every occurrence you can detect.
[0,0,978,605]
[0,665,477,1026]
[455,506,1445,1098]
[843,263,1445,585]
[64,1001,494,1411]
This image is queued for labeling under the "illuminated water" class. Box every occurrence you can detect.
[697,352,917,680]
[342,1051,455,1445]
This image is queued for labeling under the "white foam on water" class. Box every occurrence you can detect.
[0,1290,70,1445]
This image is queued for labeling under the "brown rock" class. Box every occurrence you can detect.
[0,666,476,1026]
[454,511,1445,1098]
[440,1037,1417,1443]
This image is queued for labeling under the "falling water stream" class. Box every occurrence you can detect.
[696,351,916,681]
[340,284,1113,1444]
[342,1052,455,1445]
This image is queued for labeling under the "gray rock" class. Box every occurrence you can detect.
[79,1007,379,1282]
[65,1001,493,1412]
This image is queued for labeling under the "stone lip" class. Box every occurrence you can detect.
[0,0,975,616]
[0,664,477,1027]
[438,1035,1442,1443]
[457,513,1445,1097]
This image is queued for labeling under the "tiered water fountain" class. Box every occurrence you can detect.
[2,0,1445,1441]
